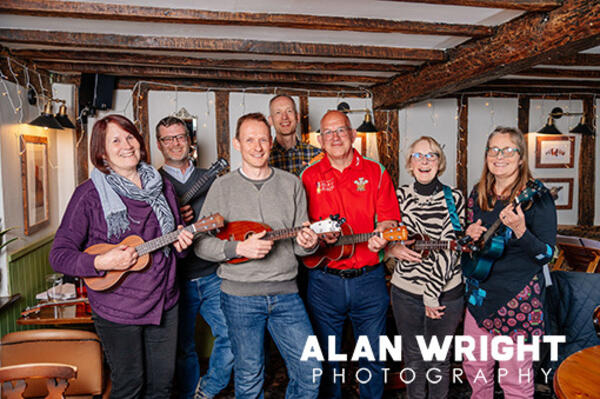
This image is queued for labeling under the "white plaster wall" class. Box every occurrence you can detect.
[86,89,133,176]
[148,90,217,169]
[467,97,519,193]
[52,83,77,218]
[0,79,61,294]
[528,99,582,225]
[397,98,458,188]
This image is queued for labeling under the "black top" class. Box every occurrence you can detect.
[159,167,218,280]
[466,186,557,325]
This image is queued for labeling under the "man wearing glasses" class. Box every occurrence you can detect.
[156,116,233,399]
[301,110,401,398]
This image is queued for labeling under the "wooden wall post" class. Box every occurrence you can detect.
[578,95,595,226]
[456,96,468,197]
[132,85,150,162]
[299,95,309,142]
[374,110,399,188]
[215,91,230,170]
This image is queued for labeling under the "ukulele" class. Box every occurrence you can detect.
[180,158,228,205]
[302,224,408,269]
[217,216,345,264]
[406,233,473,259]
[84,213,224,291]
[461,180,560,281]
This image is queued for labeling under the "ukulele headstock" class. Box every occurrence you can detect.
[382,225,408,242]
[194,213,225,232]
[310,215,345,234]
[514,180,548,207]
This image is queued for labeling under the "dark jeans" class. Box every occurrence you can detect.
[93,304,178,399]
[307,264,389,399]
[391,285,464,399]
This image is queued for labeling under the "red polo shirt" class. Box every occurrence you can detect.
[301,150,401,270]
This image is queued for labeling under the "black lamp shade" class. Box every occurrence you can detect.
[570,116,595,136]
[356,113,378,133]
[537,117,562,135]
[28,102,64,130]
[56,105,76,129]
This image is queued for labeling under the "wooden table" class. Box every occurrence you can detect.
[17,303,92,326]
[554,345,600,399]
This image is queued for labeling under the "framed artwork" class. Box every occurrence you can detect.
[535,136,575,168]
[539,178,574,210]
[20,135,49,235]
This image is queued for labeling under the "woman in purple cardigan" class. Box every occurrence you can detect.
[50,115,193,399]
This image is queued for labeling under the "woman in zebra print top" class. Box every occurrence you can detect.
[386,136,465,399]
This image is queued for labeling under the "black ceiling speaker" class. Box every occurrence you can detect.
[78,73,116,112]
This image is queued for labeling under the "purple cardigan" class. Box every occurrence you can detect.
[50,178,184,325]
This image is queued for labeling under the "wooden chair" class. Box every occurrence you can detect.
[552,243,600,273]
[0,363,77,399]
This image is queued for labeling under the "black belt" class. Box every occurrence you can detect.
[320,264,380,279]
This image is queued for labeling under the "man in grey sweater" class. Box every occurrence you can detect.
[194,112,321,398]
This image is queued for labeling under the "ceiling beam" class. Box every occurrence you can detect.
[382,0,561,11]
[516,68,600,79]
[0,29,445,61]
[0,0,494,38]
[373,0,600,109]
[544,53,600,66]
[11,49,417,73]
[115,77,370,97]
[483,78,600,88]
[36,61,388,85]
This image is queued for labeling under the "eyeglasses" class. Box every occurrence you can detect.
[411,152,439,162]
[321,126,350,139]
[486,147,520,158]
[159,134,188,145]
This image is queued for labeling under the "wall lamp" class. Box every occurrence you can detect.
[335,102,378,133]
[28,98,75,130]
[537,107,595,136]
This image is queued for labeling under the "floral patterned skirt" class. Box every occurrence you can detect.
[481,274,544,343]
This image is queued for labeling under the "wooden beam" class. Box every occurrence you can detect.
[516,68,600,79]
[382,0,561,11]
[299,95,309,142]
[12,49,417,73]
[215,92,230,169]
[475,78,600,89]
[459,86,600,95]
[373,0,600,109]
[132,86,151,161]
[0,52,52,100]
[0,0,494,38]
[115,77,371,97]
[0,29,445,62]
[545,53,600,66]
[34,61,389,85]
[517,95,530,136]
[374,110,399,188]
[456,96,468,196]
[578,95,595,226]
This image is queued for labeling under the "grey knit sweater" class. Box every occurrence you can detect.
[194,168,315,296]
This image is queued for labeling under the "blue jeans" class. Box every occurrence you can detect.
[177,273,234,399]
[307,264,390,399]
[221,291,321,399]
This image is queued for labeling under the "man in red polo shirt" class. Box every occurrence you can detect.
[301,110,401,398]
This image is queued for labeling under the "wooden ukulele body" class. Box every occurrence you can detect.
[302,224,354,269]
[216,221,272,264]
[84,235,150,291]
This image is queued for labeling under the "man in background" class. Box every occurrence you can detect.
[156,116,233,399]
[268,94,321,176]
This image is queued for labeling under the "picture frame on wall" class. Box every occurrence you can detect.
[539,178,574,210]
[20,135,49,235]
[535,135,575,168]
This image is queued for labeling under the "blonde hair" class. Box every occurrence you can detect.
[405,136,447,177]
[476,127,532,211]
